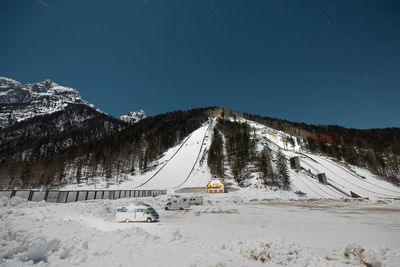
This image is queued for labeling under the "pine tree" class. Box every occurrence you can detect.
[277,150,290,190]
[366,149,379,175]
[306,136,317,152]
[76,160,83,184]
[57,163,65,185]
[257,147,273,186]
[208,129,224,176]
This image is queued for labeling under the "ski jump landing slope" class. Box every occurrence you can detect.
[246,118,400,199]
[297,151,400,199]
[131,120,214,190]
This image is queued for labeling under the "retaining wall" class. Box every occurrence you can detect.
[0,189,167,203]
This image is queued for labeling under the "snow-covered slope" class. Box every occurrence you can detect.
[244,118,400,199]
[63,118,216,191]
[131,118,215,189]
[119,109,147,124]
[0,77,92,128]
[61,116,400,200]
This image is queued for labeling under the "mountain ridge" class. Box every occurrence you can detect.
[0,76,399,189]
[0,76,147,128]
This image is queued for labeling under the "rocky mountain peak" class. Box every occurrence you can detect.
[119,109,147,124]
[0,76,89,128]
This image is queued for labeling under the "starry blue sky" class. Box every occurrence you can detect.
[0,0,399,128]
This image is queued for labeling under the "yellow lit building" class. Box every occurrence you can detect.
[207,178,224,193]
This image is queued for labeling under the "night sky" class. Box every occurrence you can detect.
[0,0,399,128]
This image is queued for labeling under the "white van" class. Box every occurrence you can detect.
[116,204,159,223]
[165,198,190,210]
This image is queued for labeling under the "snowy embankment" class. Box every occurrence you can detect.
[1,192,400,266]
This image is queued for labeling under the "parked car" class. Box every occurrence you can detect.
[116,203,159,223]
[166,195,190,205]
[165,198,190,210]
[188,196,203,205]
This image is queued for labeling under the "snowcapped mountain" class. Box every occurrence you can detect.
[0,76,129,163]
[119,109,147,124]
[0,77,92,128]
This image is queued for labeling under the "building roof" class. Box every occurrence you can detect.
[207,178,224,188]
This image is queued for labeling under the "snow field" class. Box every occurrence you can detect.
[1,192,400,266]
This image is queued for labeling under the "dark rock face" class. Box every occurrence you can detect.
[0,77,129,163]
[0,77,89,128]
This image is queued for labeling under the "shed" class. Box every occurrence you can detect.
[317,173,328,184]
[207,178,224,193]
[290,157,301,170]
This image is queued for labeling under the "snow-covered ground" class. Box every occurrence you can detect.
[25,117,399,266]
[1,192,400,266]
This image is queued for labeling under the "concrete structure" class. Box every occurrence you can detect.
[0,189,167,203]
[207,178,224,193]
[175,187,208,193]
[317,173,328,184]
[290,157,301,170]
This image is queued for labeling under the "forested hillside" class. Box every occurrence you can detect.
[0,107,216,188]
[244,112,400,185]
[0,104,128,162]
[0,106,399,189]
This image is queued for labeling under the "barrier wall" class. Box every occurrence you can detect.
[67,192,78,202]
[31,191,46,202]
[57,191,68,203]
[77,191,87,201]
[47,191,59,203]
[15,190,30,200]
[87,191,96,200]
[94,191,103,200]
[0,190,12,198]
[0,189,167,203]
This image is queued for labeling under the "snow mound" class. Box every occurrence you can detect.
[223,238,400,267]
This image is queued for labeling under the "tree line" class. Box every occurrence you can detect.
[208,118,291,189]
